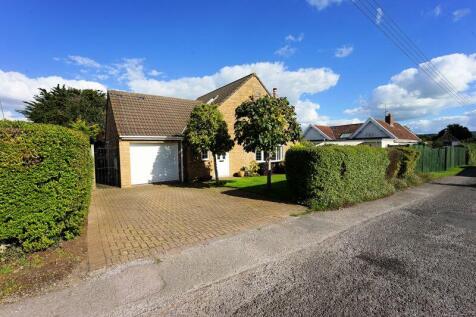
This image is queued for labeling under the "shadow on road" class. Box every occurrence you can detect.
[432,166,476,188]
[456,166,476,177]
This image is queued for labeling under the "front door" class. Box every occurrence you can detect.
[215,153,229,178]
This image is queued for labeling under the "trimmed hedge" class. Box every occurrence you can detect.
[285,144,394,210]
[386,147,420,179]
[0,121,93,251]
[466,143,476,165]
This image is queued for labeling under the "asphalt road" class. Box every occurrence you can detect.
[150,169,476,316]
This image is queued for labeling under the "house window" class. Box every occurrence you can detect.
[201,151,209,160]
[255,146,284,162]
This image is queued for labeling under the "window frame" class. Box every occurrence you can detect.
[201,151,210,161]
[254,146,284,163]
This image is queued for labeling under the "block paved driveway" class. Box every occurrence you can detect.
[87,184,305,270]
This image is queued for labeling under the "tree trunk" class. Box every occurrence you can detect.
[266,154,272,190]
[213,152,219,185]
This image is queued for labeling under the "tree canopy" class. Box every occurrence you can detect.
[184,103,234,183]
[19,85,106,139]
[234,95,301,188]
[436,124,472,141]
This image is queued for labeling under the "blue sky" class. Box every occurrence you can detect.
[1,0,476,133]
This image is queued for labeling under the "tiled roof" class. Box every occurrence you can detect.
[108,73,270,138]
[315,123,362,140]
[376,120,420,141]
[196,73,267,105]
[314,125,336,139]
[108,90,200,137]
[331,124,362,139]
[314,120,419,141]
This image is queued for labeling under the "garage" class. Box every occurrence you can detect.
[129,143,180,185]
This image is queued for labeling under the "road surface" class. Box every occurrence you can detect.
[149,169,476,316]
[2,168,475,316]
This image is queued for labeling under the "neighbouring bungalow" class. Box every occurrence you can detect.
[102,73,288,187]
[302,113,420,148]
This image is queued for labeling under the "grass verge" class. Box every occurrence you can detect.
[0,232,87,302]
[419,166,465,181]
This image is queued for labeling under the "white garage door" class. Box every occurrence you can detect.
[129,143,179,185]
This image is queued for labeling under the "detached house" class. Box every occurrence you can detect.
[303,113,420,147]
[103,73,286,187]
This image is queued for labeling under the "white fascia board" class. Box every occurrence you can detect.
[306,124,332,140]
[371,117,397,139]
[350,117,396,139]
[120,135,183,141]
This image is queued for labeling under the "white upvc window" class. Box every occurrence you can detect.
[255,146,284,162]
[201,151,209,161]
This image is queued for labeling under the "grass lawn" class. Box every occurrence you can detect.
[419,166,466,181]
[221,174,293,202]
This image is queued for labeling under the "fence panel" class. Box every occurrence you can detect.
[414,144,467,173]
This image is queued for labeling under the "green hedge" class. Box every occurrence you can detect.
[285,144,394,210]
[466,143,476,165]
[0,121,93,251]
[386,147,420,179]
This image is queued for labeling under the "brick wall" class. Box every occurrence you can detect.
[183,146,213,181]
[118,141,131,187]
[218,76,270,176]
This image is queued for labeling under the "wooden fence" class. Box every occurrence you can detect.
[413,144,467,173]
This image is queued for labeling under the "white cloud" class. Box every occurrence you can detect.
[432,4,442,17]
[306,0,342,11]
[335,45,354,58]
[376,7,384,25]
[406,114,475,134]
[366,53,476,121]
[0,69,106,119]
[122,61,340,124]
[344,106,368,115]
[295,99,327,125]
[285,33,304,42]
[453,8,471,22]
[296,100,363,126]
[275,45,297,57]
[148,69,163,77]
[67,55,101,68]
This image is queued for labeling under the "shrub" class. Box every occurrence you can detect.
[0,121,93,251]
[386,148,402,179]
[405,174,423,186]
[286,145,394,210]
[396,147,420,178]
[466,143,476,165]
[386,147,420,179]
[390,177,408,190]
[246,160,260,176]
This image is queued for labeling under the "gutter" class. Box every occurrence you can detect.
[120,135,184,141]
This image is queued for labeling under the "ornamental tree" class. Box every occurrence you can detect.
[184,103,234,183]
[234,95,301,189]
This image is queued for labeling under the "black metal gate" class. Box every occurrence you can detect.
[94,143,119,186]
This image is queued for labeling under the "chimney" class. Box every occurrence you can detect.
[272,88,277,98]
[385,112,394,126]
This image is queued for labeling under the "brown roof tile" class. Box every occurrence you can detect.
[314,120,419,141]
[108,90,200,137]
[376,120,420,141]
[315,123,362,140]
[330,123,362,139]
[314,125,336,139]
